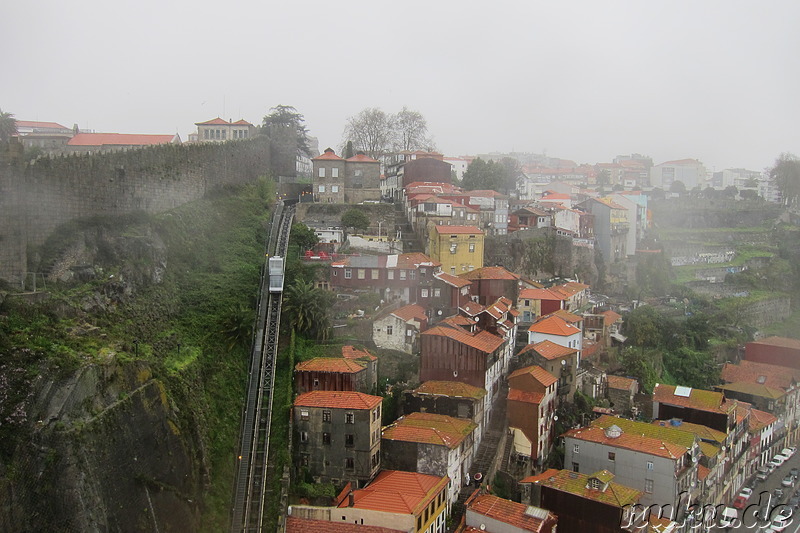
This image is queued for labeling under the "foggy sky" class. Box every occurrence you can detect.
[4,0,799,172]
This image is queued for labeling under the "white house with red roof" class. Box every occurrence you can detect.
[373,304,428,354]
[194,117,254,142]
[66,132,181,154]
[14,120,74,151]
[464,492,557,533]
[312,148,382,203]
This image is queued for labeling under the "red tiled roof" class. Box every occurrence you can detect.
[294,390,382,410]
[460,301,485,316]
[394,252,440,269]
[441,315,474,328]
[341,345,377,361]
[295,357,365,374]
[313,149,344,160]
[459,266,519,281]
[286,517,402,533]
[195,117,230,125]
[67,133,177,146]
[432,225,483,235]
[697,465,710,481]
[749,408,778,432]
[653,383,727,414]
[434,271,471,288]
[383,412,476,449]
[466,493,555,532]
[518,288,567,301]
[548,309,582,323]
[528,315,581,337]
[15,120,69,130]
[749,336,800,350]
[721,359,800,391]
[414,381,487,400]
[602,310,623,324]
[520,469,642,508]
[564,425,688,459]
[541,193,571,200]
[340,470,448,516]
[607,375,637,391]
[421,325,504,354]
[509,365,558,387]
[392,304,427,322]
[233,119,253,125]
[517,340,577,360]
[346,153,380,163]
[508,389,545,404]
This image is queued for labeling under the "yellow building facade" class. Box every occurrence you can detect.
[427,225,484,276]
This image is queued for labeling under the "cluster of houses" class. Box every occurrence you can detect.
[10,117,257,154]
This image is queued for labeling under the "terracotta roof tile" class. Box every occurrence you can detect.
[295,357,365,374]
[434,271,471,288]
[520,469,642,508]
[649,419,726,443]
[458,266,519,281]
[593,415,698,450]
[67,133,177,146]
[391,304,427,323]
[509,365,558,387]
[466,494,555,532]
[339,470,448,516]
[421,325,504,354]
[432,225,483,235]
[15,120,69,130]
[382,412,476,449]
[528,315,581,337]
[414,381,487,400]
[294,390,382,410]
[607,375,637,391]
[548,309,582,323]
[286,517,402,533]
[195,117,231,125]
[716,382,785,400]
[517,340,577,360]
[313,149,344,160]
[653,384,727,414]
[565,425,688,459]
[341,346,377,362]
[346,153,380,163]
[749,408,778,431]
[508,389,545,404]
[460,301,485,316]
[518,288,567,301]
[721,360,800,391]
[749,336,800,350]
[602,310,623,324]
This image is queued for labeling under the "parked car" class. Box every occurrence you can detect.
[783,474,795,488]
[770,454,789,469]
[774,487,785,500]
[719,506,739,529]
[734,487,754,509]
[781,447,795,459]
[758,466,771,482]
[791,467,799,479]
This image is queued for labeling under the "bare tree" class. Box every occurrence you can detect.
[390,106,433,152]
[770,153,800,208]
[342,108,393,160]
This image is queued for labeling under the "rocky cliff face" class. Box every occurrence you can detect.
[1,362,203,533]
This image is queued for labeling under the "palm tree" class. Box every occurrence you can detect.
[0,109,17,145]
[283,279,331,339]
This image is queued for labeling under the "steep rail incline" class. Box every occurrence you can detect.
[230,202,295,532]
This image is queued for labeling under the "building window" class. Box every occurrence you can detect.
[451,267,456,275]
[608,452,615,461]
[387,325,393,335]
[524,299,530,306]
[371,269,379,280]
[345,434,354,447]
[323,432,331,445]
[421,289,429,298]
[388,270,394,280]
[300,409,309,421]
[332,167,339,178]
[573,444,580,453]
[434,288,441,298]
[346,412,354,424]
[331,185,339,193]
[646,461,654,470]
[301,454,310,466]
[318,185,326,193]
[572,462,579,472]
[645,479,654,493]
[373,406,380,421]
[400,270,407,280]
[450,244,457,254]
[409,270,416,280]
[344,269,352,279]
[358,269,366,280]
[323,410,331,422]
[345,457,354,469]
[300,431,308,442]
[469,243,475,252]
[318,167,325,178]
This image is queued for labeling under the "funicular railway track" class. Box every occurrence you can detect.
[230,200,295,533]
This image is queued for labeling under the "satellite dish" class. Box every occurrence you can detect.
[437,310,443,316]
[453,370,459,377]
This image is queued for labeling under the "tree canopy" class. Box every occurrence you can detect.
[262,105,312,158]
[0,109,17,145]
[341,106,433,159]
[460,157,520,194]
[289,223,319,252]
[770,153,800,208]
[341,208,370,233]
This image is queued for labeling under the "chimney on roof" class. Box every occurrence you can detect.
[348,490,354,507]
[324,147,335,154]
